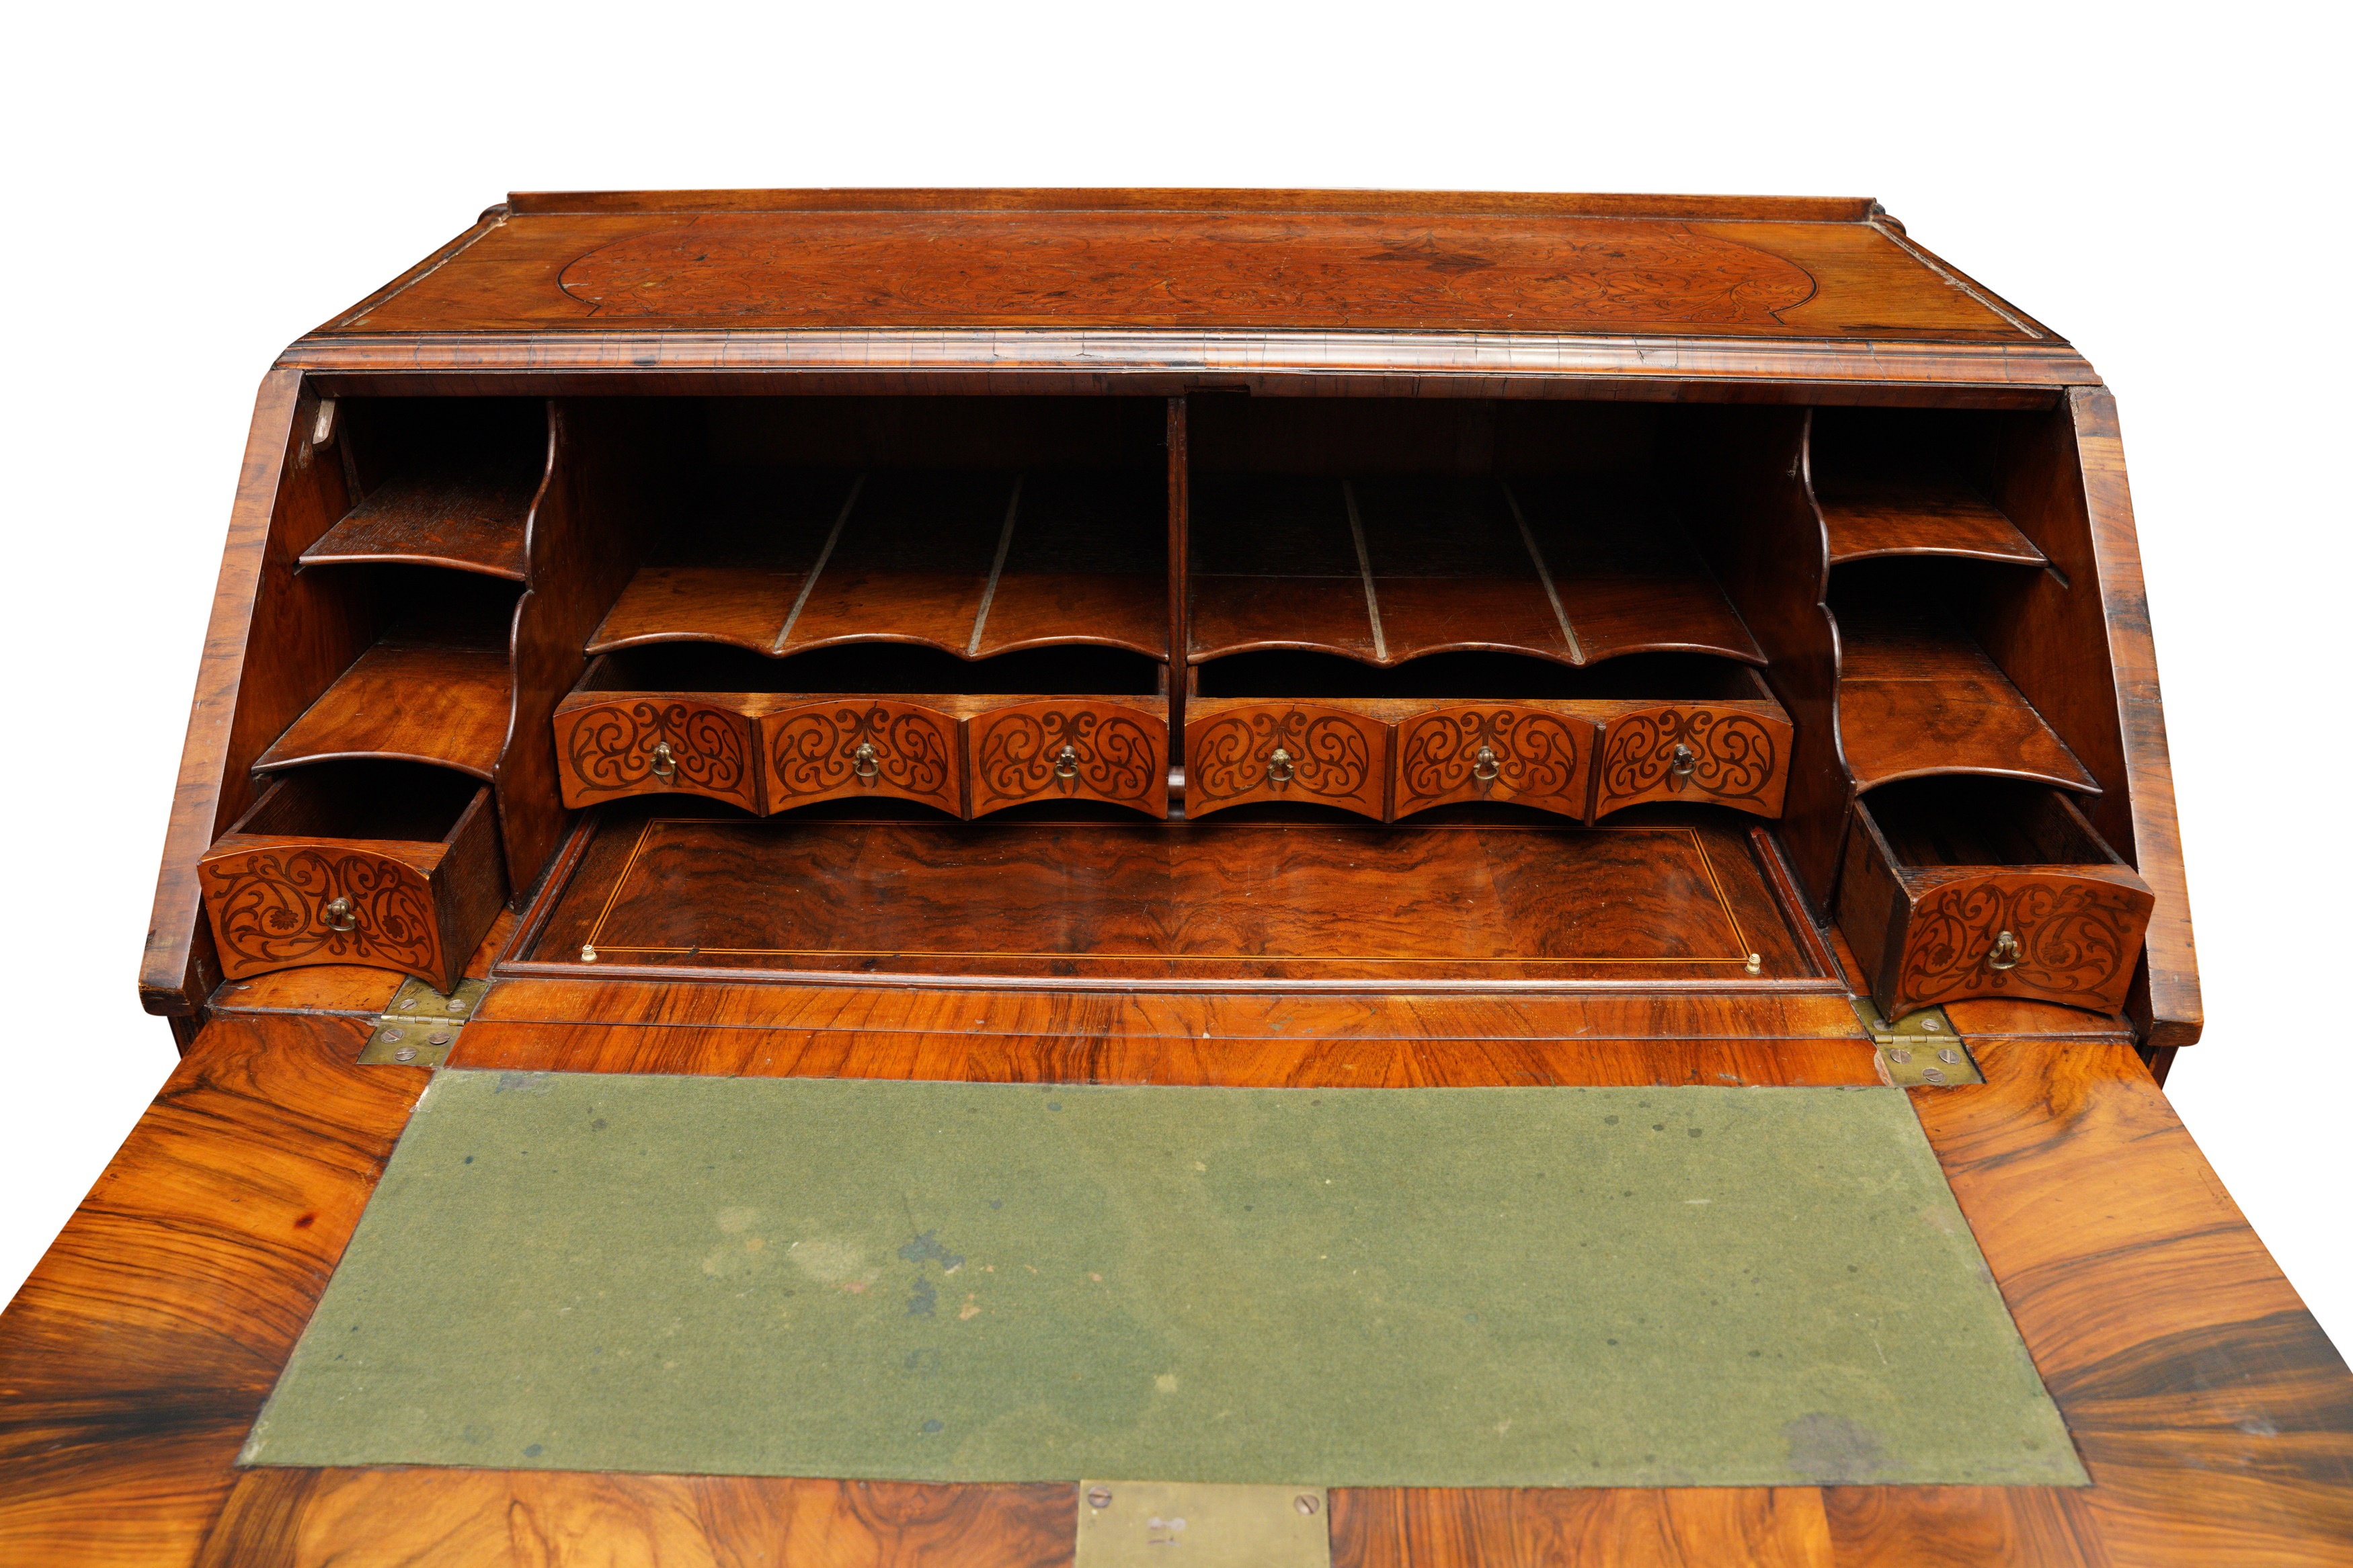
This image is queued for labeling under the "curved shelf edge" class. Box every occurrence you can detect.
[1827,542,2050,569]
[776,630,1166,663]
[1851,763,2103,796]
[251,749,497,784]
[1575,639,1769,668]
[297,549,529,583]
[585,628,779,659]
[1187,636,1584,669]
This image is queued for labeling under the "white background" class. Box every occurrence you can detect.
[2,4,2345,1350]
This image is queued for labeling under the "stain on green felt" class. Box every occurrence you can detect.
[237,1073,2083,1487]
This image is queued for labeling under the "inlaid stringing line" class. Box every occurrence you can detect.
[773,470,867,651]
[967,473,1025,657]
[1504,481,1583,664]
[584,818,667,949]
[1341,479,1388,661]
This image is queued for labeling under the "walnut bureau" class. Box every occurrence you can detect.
[3,190,2347,1567]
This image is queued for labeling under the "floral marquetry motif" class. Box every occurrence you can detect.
[198,848,442,985]
[1185,704,1387,820]
[760,701,961,817]
[1391,706,1595,821]
[1595,704,1790,819]
[1891,873,2156,1018]
[966,701,1167,817]
[555,699,757,812]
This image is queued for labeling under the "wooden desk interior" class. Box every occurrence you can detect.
[3,188,2345,1566]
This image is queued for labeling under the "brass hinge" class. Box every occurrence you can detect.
[1076,1481,1330,1568]
[358,977,487,1067]
[1850,997,1984,1086]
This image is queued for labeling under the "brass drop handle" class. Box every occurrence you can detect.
[1472,744,1500,782]
[1267,746,1295,786]
[851,741,880,782]
[1053,743,1080,780]
[1669,743,1698,787]
[1987,930,2022,971]
[323,896,357,933]
[650,740,677,783]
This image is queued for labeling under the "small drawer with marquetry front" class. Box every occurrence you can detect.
[1837,778,2155,1022]
[1184,699,1388,819]
[758,696,963,817]
[197,763,508,994]
[1389,702,1596,821]
[964,697,1170,818]
[1588,667,1792,821]
[553,692,761,813]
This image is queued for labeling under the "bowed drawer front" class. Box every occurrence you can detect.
[965,698,1170,817]
[196,774,507,993]
[1390,703,1595,821]
[1185,700,1389,820]
[1838,782,2155,1021]
[758,698,963,817]
[553,696,760,813]
[1590,682,1792,821]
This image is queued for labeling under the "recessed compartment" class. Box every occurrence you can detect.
[257,571,522,780]
[586,397,1170,661]
[1837,777,2154,1020]
[1186,406,1761,672]
[196,762,507,993]
[298,398,549,580]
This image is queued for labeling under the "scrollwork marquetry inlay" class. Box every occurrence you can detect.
[1895,876,2151,1015]
[1189,706,1380,816]
[766,702,956,809]
[1597,706,1784,816]
[563,700,752,805]
[969,704,1162,813]
[1394,706,1587,818]
[203,849,439,978]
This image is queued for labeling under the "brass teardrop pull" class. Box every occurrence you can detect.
[1472,744,1500,783]
[1053,743,1080,780]
[851,741,880,782]
[324,895,357,933]
[650,740,677,782]
[1987,930,2022,971]
[1267,746,1295,786]
[1669,743,1698,788]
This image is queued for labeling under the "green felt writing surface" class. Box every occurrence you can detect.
[240,1071,2082,1488]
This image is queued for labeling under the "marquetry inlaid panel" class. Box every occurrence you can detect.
[1390,704,1594,821]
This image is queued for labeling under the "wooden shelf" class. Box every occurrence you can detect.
[299,462,539,580]
[1187,475,1761,667]
[1836,599,2096,794]
[257,626,516,780]
[588,469,1166,661]
[1819,478,2046,568]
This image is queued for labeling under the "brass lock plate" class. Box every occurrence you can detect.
[1849,998,1983,1086]
[1076,1480,1330,1568]
[359,977,489,1067]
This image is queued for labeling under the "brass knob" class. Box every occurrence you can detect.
[650,740,677,782]
[1267,746,1295,786]
[1053,743,1079,780]
[1987,930,2022,971]
[323,896,357,933]
[851,741,880,782]
[1669,743,1698,788]
[1472,744,1500,783]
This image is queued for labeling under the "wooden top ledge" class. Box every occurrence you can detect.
[298,189,2079,391]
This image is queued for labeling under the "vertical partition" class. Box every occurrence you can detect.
[1681,407,1847,912]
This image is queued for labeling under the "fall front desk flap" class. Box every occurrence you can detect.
[241,1073,2081,1489]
